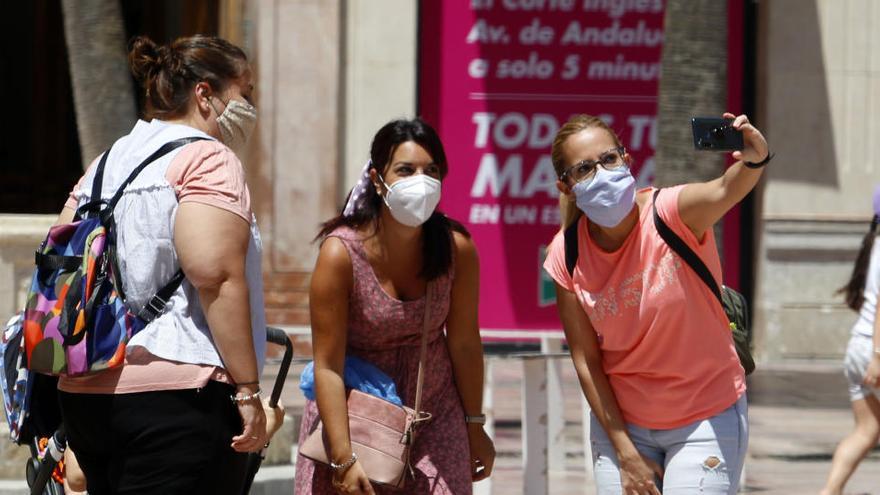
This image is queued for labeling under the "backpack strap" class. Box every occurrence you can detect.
[90,148,110,208]
[95,136,210,321]
[75,146,114,220]
[651,188,723,305]
[105,137,211,212]
[34,253,82,272]
[563,217,580,278]
[136,270,185,323]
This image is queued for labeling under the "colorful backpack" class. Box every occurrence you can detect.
[21,137,206,377]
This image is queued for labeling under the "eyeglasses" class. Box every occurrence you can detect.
[559,147,627,184]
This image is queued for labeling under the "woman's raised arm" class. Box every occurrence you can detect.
[678,112,770,238]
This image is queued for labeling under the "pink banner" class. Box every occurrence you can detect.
[419,0,667,332]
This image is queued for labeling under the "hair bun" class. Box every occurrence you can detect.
[128,36,162,83]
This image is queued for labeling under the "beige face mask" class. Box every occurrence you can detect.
[208,97,257,155]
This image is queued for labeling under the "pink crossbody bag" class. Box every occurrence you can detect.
[299,282,435,488]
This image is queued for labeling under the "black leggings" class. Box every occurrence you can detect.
[59,381,248,495]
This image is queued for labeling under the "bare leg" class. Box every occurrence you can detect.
[820,395,880,495]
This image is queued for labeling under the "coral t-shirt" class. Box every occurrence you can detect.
[543,185,745,429]
[58,140,249,394]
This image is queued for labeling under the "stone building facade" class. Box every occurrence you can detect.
[2,0,879,365]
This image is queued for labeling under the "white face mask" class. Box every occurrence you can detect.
[378,174,442,227]
[209,97,257,155]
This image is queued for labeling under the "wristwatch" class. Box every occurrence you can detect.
[465,414,487,425]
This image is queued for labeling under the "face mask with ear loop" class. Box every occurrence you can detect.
[572,165,637,228]
[376,174,442,227]
[207,95,257,155]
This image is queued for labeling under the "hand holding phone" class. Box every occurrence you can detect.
[691,117,744,152]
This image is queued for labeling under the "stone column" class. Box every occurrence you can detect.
[250,0,342,325]
[342,0,418,195]
[248,0,419,326]
[0,216,56,320]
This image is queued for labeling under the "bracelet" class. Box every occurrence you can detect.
[230,388,262,404]
[465,414,487,425]
[330,452,358,472]
[234,380,260,387]
[873,347,880,356]
[745,151,774,169]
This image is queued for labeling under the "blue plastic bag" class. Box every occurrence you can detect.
[299,355,403,406]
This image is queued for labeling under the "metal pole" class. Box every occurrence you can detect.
[522,357,549,495]
[542,337,566,472]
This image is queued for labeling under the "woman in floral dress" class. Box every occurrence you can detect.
[295,118,495,494]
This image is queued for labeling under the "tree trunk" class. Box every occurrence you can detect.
[654,0,729,187]
[61,0,136,169]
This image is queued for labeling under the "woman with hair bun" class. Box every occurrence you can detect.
[54,35,280,494]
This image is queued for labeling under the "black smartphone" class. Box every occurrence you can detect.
[691,117,744,151]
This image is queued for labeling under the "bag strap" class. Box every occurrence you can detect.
[564,218,580,278]
[106,137,210,211]
[412,281,433,420]
[136,270,186,323]
[401,280,434,478]
[89,147,112,210]
[75,146,114,220]
[79,137,210,219]
[651,189,723,305]
[34,252,82,272]
[91,136,209,320]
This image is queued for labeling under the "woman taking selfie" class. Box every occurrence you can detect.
[543,112,769,494]
[295,118,495,494]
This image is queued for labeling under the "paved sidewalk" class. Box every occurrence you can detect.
[744,362,880,494]
[473,359,880,494]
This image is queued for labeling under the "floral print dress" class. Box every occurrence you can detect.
[294,226,472,494]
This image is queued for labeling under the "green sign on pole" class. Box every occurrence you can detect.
[538,245,556,307]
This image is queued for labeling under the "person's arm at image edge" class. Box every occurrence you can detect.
[678,112,770,238]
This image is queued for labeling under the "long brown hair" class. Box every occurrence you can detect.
[838,216,880,311]
[550,115,623,228]
[128,35,248,120]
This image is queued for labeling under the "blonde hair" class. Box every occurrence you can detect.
[551,115,623,229]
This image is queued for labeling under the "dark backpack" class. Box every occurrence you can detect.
[562,189,755,375]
